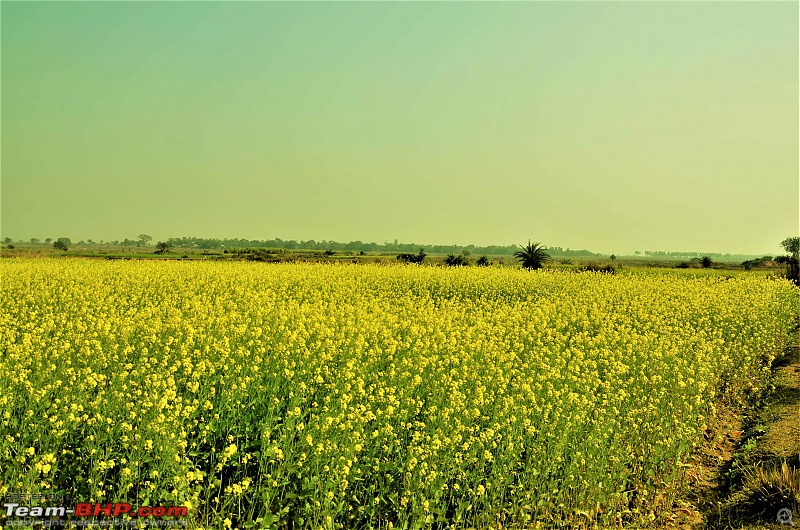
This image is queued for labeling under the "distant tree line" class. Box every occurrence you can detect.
[4,234,792,265]
[161,236,536,256]
[154,237,604,257]
[638,249,760,261]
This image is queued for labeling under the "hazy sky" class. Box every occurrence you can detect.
[2,1,798,255]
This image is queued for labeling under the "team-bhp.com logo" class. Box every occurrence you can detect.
[72,503,187,518]
[1,494,188,527]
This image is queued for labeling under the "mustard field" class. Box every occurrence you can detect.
[1,260,798,529]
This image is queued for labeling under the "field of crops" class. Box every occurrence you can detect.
[1,260,798,529]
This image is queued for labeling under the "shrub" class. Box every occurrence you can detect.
[738,461,800,521]
[444,254,469,267]
[476,256,490,267]
[397,249,426,264]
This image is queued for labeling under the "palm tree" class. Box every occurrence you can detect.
[514,241,550,270]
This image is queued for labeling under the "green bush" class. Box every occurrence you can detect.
[444,254,469,267]
[397,249,426,264]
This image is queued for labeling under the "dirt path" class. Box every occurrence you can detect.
[697,324,800,529]
[759,338,800,461]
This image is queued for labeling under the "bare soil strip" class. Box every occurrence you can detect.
[695,323,800,529]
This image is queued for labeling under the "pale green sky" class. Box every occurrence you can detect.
[2,1,798,254]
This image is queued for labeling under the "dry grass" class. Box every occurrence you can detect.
[738,460,800,520]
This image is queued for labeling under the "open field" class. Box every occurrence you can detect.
[1,260,798,529]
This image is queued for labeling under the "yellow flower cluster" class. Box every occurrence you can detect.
[0,259,797,528]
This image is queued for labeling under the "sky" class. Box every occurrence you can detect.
[2,1,798,255]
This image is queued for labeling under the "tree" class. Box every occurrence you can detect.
[781,237,799,258]
[45,238,52,244]
[701,256,712,268]
[30,238,40,244]
[53,240,68,252]
[777,236,799,286]
[138,234,153,246]
[154,241,171,255]
[2,237,11,244]
[476,255,490,267]
[514,241,550,270]
[610,254,616,261]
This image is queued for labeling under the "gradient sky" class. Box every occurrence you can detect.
[2,1,798,255]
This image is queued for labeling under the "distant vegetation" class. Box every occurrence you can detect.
[2,234,796,269]
[741,256,775,271]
